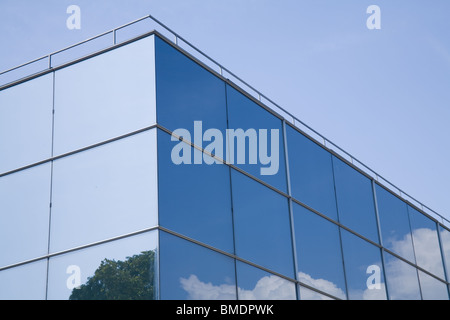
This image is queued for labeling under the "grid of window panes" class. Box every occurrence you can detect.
[0,35,159,300]
[1,32,449,300]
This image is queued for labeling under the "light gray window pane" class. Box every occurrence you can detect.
[440,226,450,281]
[376,184,415,263]
[293,203,347,300]
[0,259,47,300]
[159,231,236,300]
[299,286,334,300]
[54,35,156,155]
[408,206,445,279]
[0,74,53,173]
[50,130,158,252]
[384,252,421,300]
[418,271,449,300]
[0,163,51,267]
[47,230,157,300]
[340,230,387,300]
[236,261,296,300]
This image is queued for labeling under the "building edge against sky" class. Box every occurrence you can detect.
[0,18,449,300]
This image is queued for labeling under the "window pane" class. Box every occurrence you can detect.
[54,36,156,155]
[159,231,236,300]
[375,184,415,263]
[340,230,387,300]
[407,207,445,280]
[286,125,337,221]
[293,203,347,300]
[299,286,334,300]
[236,261,296,300]
[47,230,157,300]
[50,130,158,252]
[0,260,47,300]
[0,74,53,173]
[157,129,234,253]
[383,252,421,300]
[226,85,287,192]
[333,156,379,243]
[155,36,227,141]
[231,170,294,278]
[418,271,449,300]
[440,226,450,281]
[0,163,51,267]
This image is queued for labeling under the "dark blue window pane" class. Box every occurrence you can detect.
[231,170,294,278]
[159,231,236,300]
[286,125,337,221]
[236,261,296,300]
[340,230,387,300]
[333,156,379,243]
[408,206,445,279]
[157,129,234,253]
[293,203,347,300]
[383,252,421,300]
[155,36,227,143]
[439,226,450,281]
[226,85,287,193]
[418,271,449,300]
[375,184,415,263]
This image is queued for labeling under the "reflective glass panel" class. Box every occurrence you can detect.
[293,203,347,299]
[54,36,156,155]
[159,231,236,300]
[375,184,415,263]
[50,130,158,252]
[155,36,227,141]
[439,226,450,281]
[299,286,334,300]
[157,129,234,253]
[286,125,337,221]
[0,260,47,300]
[333,156,379,243]
[231,170,294,278]
[0,163,51,267]
[47,230,157,300]
[408,206,445,279]
[236,261,296,300]
[383,252,421,300]
[418,271,449,300]
[340,230,387,300]
[0,74,53,173]
[226,85,287,192]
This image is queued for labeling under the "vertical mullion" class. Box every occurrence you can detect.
[45,71,56,300]
[372,180,390,300]
[282,120,300,300]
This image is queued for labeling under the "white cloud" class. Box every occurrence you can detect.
[179,273,296,300]
[297,272,346,300]
[179,275,236,300]
[384,227,445,299]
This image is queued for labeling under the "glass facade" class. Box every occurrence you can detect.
[0,31,449,300]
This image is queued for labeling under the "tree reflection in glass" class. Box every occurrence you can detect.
[69,250,156,300]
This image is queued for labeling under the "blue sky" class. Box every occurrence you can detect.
[1,0,449,222]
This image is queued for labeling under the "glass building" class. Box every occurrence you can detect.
[1,20,449,300]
